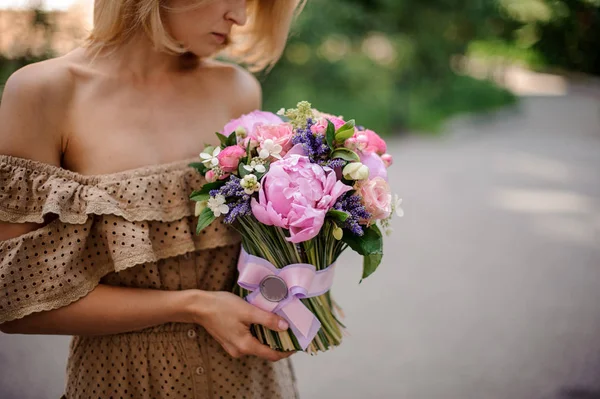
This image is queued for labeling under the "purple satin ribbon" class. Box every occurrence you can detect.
[237,248,336,350]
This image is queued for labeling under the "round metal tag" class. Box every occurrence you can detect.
[259,275,288,302]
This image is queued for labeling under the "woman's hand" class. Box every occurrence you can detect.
[186,290,295,362]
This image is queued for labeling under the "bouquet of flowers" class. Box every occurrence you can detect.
[190,101,402,354]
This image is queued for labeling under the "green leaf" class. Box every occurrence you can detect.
[325,120,335,149]
[334,119,356,142]
[196,207,216,234]
[335,129,355,142]
[342,224,383,255]
[336,119,355,132]
[192,180,226,197]
[190,192,210,202]
[245,139,252,164]
[238,162,250,178]
[216,133,229,147]
[361,252,383,282]
[331,148,360,162]
[327,210,349,222]
[341,224,384,282]
[226,131,238,147]
[255,162,270,180]
[188,162,207,174]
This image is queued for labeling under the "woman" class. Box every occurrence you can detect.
[0,0,305,397]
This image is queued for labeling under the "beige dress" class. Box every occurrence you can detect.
[0,155,299,399]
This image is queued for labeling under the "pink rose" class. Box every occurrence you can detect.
[345,135,369,152]
[252,123,294,155]
[316,111,347,130]
[205,169,217,183]
[350,129,387,155]
[359,151,388,181]
[310,118,328,135]
[217,145,246,173]
[358,177,392,221]
[221,111,282,137]
[364,129,387,155]
[206,169,230,182]
[251,154,352,243]
[381,153,393,167]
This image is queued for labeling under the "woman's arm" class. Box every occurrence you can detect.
[0,283,292,362]
[0,284,193,335]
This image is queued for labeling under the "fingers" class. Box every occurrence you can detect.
[245,306,289,332]
[227,338,295,362]
[239,337,293,362]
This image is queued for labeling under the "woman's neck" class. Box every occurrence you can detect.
[90,31,201,83]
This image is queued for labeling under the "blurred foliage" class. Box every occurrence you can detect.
[470,0,600,74]
[258,0,520,134]
[532,0,600,74]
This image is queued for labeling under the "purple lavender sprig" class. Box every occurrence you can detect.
[208,176,253,224]
[323,158,347,169]
[224,196,252,224]
[209,176,245,198]
[291,118,335,165]
[333,193,371,236]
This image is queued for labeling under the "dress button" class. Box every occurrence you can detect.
[195,366,205,375]
[187,329,196,339]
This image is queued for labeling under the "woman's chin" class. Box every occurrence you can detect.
[184,45,221,59]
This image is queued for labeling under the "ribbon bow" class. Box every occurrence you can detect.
[237,248,336,350]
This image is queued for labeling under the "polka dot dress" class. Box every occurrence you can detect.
[0,155,299,399]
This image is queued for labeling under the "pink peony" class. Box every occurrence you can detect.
[251,154,352,243]
[358,177,392,221]
[253,123,294,155]
[217,145,246,173]
[221,111,282,137]
[359,151,388,181]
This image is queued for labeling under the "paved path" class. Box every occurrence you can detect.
[1,93,599,399]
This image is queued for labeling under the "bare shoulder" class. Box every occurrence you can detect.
[0,54,76,165]
[202,59,262,116]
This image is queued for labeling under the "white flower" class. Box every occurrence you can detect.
[258,139,283,160]
[277,108,286,116]
[240,174,261,195]
[342,162,370,180]
[243,160,267,174]
[394,195,404,217]
[207,194,229,217]
[199,147,221,167]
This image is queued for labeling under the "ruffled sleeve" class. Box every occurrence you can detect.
[0,155,240,324]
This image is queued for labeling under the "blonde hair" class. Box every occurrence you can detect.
[85,0,306,72]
